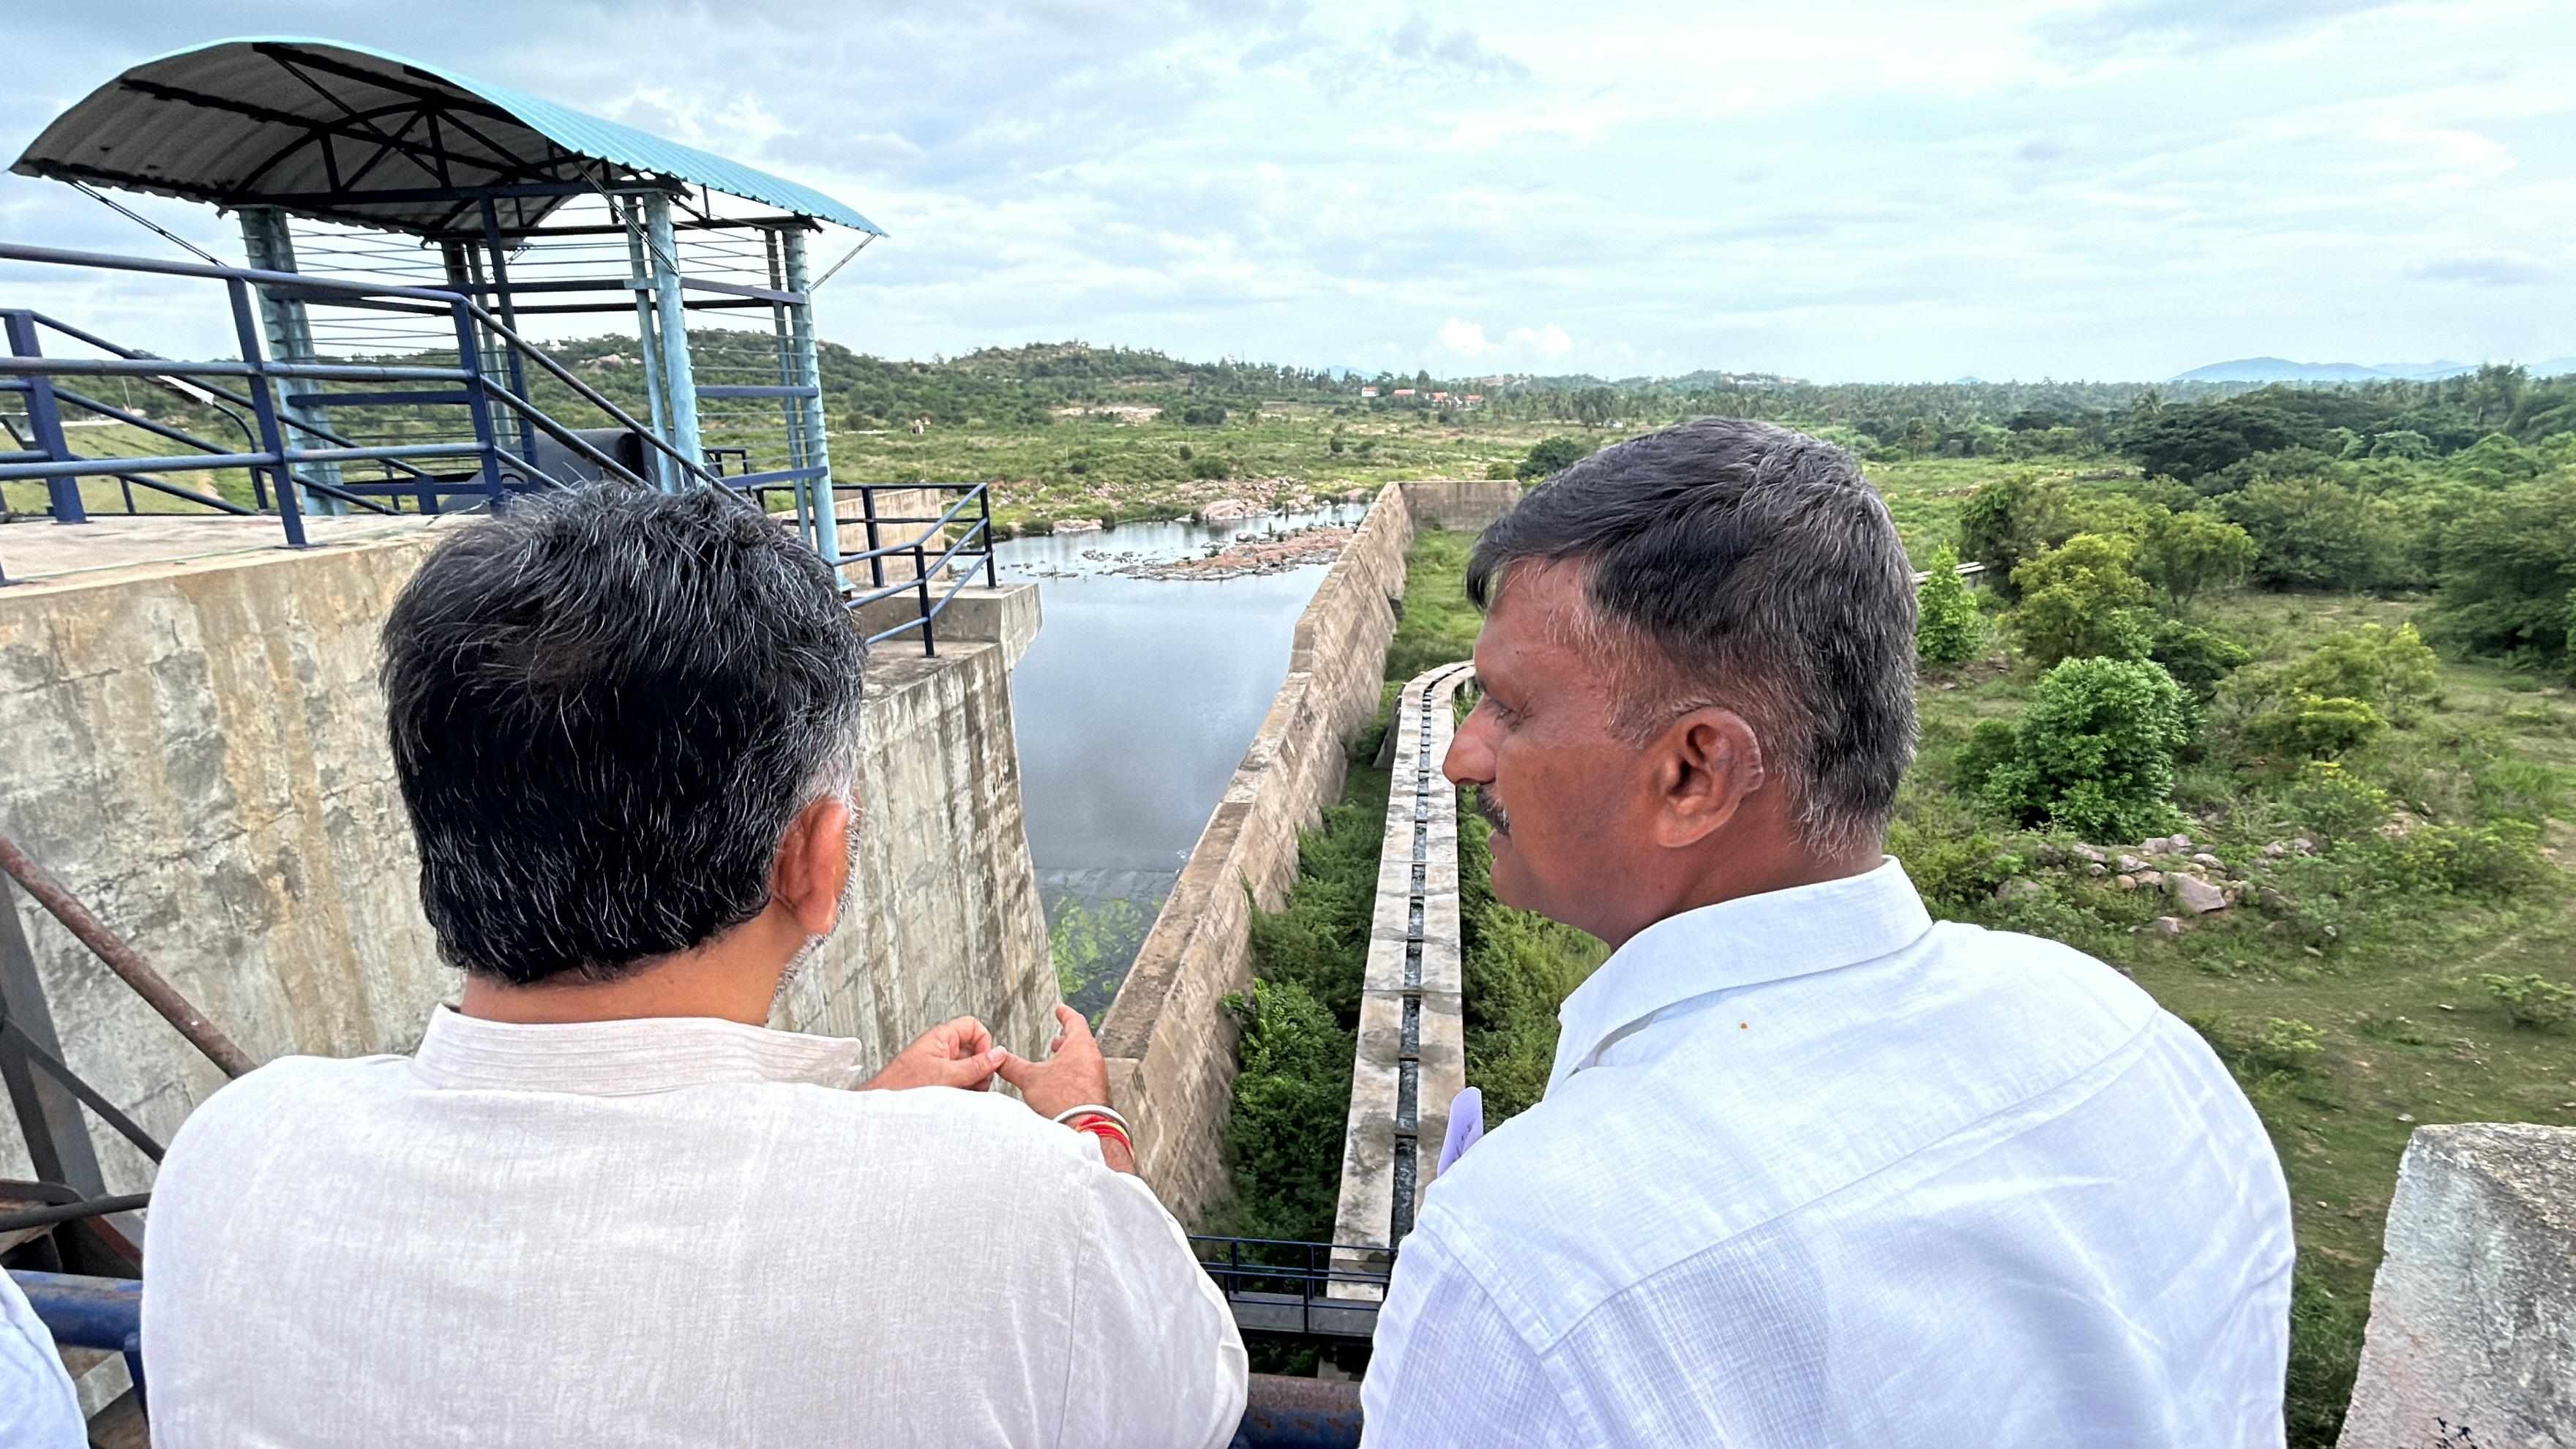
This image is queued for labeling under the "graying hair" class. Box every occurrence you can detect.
[1467,418,1918,858]
[381,483,867,985]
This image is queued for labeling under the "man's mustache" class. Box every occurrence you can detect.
[1471,787,1511,837]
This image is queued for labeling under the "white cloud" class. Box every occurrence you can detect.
[1505,324,1574,360]
[0,1,2569,379]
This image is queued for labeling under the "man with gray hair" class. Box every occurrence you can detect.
[1360,419,2293,1445]
[141,485,1246,1447]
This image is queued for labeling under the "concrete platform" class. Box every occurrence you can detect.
[0,513,452,585]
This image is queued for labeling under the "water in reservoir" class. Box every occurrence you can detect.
[995,506,1363,1015]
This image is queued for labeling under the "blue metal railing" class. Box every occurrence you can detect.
[0,243,986,653]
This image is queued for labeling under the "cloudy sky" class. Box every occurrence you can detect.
[3,0,2569,382]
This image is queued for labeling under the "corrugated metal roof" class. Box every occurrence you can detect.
[11,38,885,237]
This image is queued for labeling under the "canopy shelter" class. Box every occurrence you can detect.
[7,38,883,543]
[14,37,883,239]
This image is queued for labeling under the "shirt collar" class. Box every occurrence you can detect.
[410,1006,869,1096]
[1549,858,1934,1090]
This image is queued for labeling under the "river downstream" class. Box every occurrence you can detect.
[996,506,1362,1014]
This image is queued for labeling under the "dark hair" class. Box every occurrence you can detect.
[1467,418,1917,855]
[381,484,866,984]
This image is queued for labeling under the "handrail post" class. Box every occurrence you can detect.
[979,483,997,587]
[913,542,935,657]
[4,311,86,524]
[860,487,887,589]
[450,299,506,510]
[224,280,306,548]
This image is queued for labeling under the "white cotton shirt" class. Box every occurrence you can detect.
[141,1007,1246,1448]
[1362,859,2295,1448]
[1,1269,85,1448]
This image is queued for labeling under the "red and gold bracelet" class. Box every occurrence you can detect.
[1066,1114,1132,1158]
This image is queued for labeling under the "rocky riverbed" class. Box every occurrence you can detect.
[1103,524,1353,580]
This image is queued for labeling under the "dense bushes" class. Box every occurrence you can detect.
[2428,473,2576,670]
[1517,435,1590,479]
[1914,546,1985,666]
[1221,979,1352,1243]
[2006,533,2154,666]
[2218,479,2398,592]
[1966,657,2190,840]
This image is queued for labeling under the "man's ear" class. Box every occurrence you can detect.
[1650,708,1764,849]
[773,795,855,936]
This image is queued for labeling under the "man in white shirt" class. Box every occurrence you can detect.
[1360,419,2294,1446]
[141,484,1246,1448]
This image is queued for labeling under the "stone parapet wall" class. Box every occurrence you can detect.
[1098,484,1416,1223]
[0,530,1057,1192]
[1399,477,1521,534]
[2338,1122,2576,1446]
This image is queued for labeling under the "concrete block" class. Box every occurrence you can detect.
[847,583,1043,670]
[2339,1123,2576,1448]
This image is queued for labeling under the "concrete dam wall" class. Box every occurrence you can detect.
[0,528,1059,1192]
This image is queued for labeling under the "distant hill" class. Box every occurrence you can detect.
[2536,357,2576,379]
[2171,356,2515,383]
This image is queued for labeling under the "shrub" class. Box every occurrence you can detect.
[1956,473,2074,594]
[2138,509,2258,610]
[2244,1017,2324,1077]
[2481,973,2575,1030]
[2281,623,2440,721]
[2372,819,2547,896]
[1187,455,1232,480]
[1517,435,1589,480]
[2006,533,2155,666]
[1178,402,1229,427]
[2148,619,2253,699]
[1981,657,2191,842]
[2279,762,2388,846]
[1952,718,2023,796]
[2242,694,2386,761]
[1915,546,1985,666]
[1484,460,1516,480]
[1220,978,1353,1242]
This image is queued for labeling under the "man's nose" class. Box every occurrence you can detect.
[1445,705,1495,787]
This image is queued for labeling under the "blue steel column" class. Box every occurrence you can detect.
[4,312,86,523]
[643,193,702,489]
[779,226,841,561]
[620,198,673,490]
[236,209,347,516]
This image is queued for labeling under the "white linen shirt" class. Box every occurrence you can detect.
[141,1007,1246,1448]
[1,1270,84,1448]
[1362,860,2294,1448]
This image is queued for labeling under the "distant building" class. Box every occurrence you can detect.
[1464,394,1484,404]
[1393,388,1416,398]
[1430,391,1451,402]
[1360,386,1379,398]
